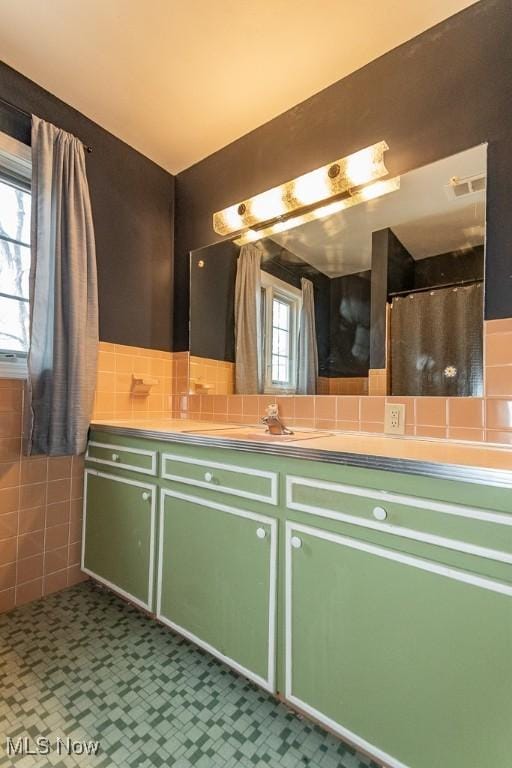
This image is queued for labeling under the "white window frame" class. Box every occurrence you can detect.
[0,131,31,379]
[261,271,302,394]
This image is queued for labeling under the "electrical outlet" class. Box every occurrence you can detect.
[384,403,406,435]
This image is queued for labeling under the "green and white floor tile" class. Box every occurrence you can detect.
[0,583,380,768]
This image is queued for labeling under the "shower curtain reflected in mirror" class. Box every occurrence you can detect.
[391,282,483,397]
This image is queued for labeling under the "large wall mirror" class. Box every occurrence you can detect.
[190,144,486,397]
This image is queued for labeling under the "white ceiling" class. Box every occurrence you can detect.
[271,144,487,277]
[0,0,478,174]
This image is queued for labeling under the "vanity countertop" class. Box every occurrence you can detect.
[90,417,512,487]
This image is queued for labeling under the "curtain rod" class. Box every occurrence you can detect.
[388,277,482,299]
[0,96,93,153]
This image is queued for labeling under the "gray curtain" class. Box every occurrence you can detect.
[297,278,318,394]
[391,282,483,397]
[25,116,98,455]
[234,244,262,394]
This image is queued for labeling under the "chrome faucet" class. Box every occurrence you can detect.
[261,403,293,435]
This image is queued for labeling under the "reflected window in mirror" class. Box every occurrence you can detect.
[261,272,301,394]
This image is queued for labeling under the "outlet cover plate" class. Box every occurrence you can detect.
[384,403,406,435]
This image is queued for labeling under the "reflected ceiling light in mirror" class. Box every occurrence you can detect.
[234,176,401,246]
[213,140,389,236]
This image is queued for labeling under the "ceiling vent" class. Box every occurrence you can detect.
[445,173,486,200]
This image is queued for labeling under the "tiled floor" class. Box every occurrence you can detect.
[0,583,379,768]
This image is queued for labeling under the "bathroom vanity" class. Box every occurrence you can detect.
[82,420,512,768]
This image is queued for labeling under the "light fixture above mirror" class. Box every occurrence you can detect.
[212,140,395,237]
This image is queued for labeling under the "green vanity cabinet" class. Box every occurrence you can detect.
[82,469,156,611]
[157,488,277,691]
[83,428,512,768]
[285,521,512,768]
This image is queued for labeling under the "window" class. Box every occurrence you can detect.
[0,132,31,378]
[261,272,301,393]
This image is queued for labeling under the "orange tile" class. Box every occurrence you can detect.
[315,419,336,430]
[0,462,20,490]
[0,511,17,540]
[45,523,69,551]
[360,421,384,434]
[72,456,84,477]
[44,546,68,575]
[415,425,448,439]
[213,396,228,415]
[486,430,512,445]
[115,354,136,373]
[485,333,512,366]
[48,456,73,481]
[0,562,16,590]
[97,350,116,372]
[15,577,43,605]
[294,397,315,419]
[0,439,21,461]
[447,427,485,442]
[486,366,512,397]
[46,479,71,505]
[17,553,44,583]
[447,398,484,428]
[0,537,16,566]
[96,371,116,392]
[18,530,44,559]
[335,397,360,422]
[46,500,70,527]
[20,457,47,485]
[314,397,336,421]
[227,395,243,416]
[71,476,84,500]
[0,412,21,438]
[67,540,82,566]
[485,318,512,334]
[360,397,385,423]
[44,569,68,596]
[335,420,360,432]
[18,506,45,534]
[0,388,22,413]
[0,587,15,613]
[486,399,512,430]
[242,396,259,417]
[20,482,46,510]
[0,486,19,514]
[415,397,447,426]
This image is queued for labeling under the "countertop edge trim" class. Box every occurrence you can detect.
[88,424,512,488]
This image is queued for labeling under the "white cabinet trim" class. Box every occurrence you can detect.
[157,488,277,692]
[82,469,157,611]
[161,452,278,505]
[286,475,512,566]
[86,441,157,476]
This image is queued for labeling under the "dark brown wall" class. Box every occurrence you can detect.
[0,61,175,351]
[174,0,512,350]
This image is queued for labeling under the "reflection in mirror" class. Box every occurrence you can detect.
[190,144,486,397]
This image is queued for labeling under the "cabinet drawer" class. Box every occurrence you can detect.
[286,474,512,565]
[161,452,278,505]
[86,440,157,476]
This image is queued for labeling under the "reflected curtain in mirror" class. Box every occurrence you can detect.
[297,278,318,394]
[234,244,262,394]
[25,116,98,455]
[391,282,483,397]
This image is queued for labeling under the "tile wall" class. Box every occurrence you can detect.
[317,377,368,395]
[0,379,86,613]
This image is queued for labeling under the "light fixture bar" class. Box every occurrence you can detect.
[233,177,401,246]
[213,140,389,236]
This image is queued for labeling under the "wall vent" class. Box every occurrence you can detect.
[445,173,486,200]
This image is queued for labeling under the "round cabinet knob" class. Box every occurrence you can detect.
[141,491,151,501]
[372,506,387,521]
[291,536,302,549]
[256,527,266,539]
[204,471,214,483]
[111,453,120,462]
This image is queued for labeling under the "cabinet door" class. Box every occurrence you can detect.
[82,469,156,610]
[286,521,512,768]
[158,489,277,691]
